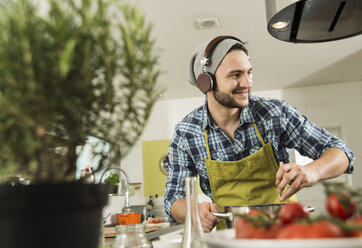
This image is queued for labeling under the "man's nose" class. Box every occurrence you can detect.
[239,73,253,87]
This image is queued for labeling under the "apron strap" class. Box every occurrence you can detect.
[203,129,212,159]
[252,123,265,146]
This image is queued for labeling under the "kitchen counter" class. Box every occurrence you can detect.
[104,223,184,247]
[150,224,183,248]
[147,223,184,241]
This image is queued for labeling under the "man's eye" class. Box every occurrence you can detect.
[231,73,240,78]
[248,71,253,79]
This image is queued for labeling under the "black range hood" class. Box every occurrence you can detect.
[265,0,362,43]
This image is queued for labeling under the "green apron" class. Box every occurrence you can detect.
[204,123,297,229]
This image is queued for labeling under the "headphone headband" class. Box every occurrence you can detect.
[201,35,242,66]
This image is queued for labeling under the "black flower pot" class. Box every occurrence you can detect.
[111,184,119,194]
[0,182,108,248]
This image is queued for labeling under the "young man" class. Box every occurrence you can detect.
[164,35,354,232]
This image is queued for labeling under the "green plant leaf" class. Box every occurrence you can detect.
[0,0,163,183]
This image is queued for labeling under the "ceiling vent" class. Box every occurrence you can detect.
[265,0,362,43]
[195,18,220,29]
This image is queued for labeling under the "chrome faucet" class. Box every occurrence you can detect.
[100,167,131,212]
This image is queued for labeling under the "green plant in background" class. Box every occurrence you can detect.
[0,0,163,182]
[104,173,120,185]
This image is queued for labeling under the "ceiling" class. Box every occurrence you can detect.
[129,0,362,100]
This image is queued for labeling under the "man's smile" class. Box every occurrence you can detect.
[233,89,250,97]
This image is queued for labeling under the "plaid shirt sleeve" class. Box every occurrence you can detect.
[278,100,354,173]
[164,125,198,223]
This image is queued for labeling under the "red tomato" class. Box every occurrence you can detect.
[235,209,281,239]
[279,202,309,224]
[268,219,284,238]
[235,217,276,239]
[348,216,362,237]
[326,192,356,220]
[276,222,311,239]
[351,230,362,237]
[276,220,345,239]
[309,220,345,238]
[351,216,362,223]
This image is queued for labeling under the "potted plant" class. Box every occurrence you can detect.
[0,0,162,247]
[104,172,120,194]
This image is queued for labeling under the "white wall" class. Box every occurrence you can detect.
[121,81,362,196]
[142,97,206,140]
[121,97,205,186]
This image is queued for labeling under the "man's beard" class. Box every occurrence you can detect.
[213,83,250,109]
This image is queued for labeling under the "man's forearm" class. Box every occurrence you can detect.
[170,198,186,223]
[307,147,349,181]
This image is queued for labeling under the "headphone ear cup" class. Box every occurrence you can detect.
[197,72,215,93]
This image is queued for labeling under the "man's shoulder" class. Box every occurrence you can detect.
[175,105,205,135]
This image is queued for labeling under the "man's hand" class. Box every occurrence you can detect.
[171,199,219,233]
[198,202,220,233]
[275,148,349,202]
[275,162,319,202]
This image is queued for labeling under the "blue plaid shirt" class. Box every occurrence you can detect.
[164,95,354,222]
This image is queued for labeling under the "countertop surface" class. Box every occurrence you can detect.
[150,224,184,248]
[104,222,183,247]
[147,223,183,241]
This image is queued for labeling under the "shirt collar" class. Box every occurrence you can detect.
[240,102,257,124]
[201,96,257,129]
[201,98,212,129]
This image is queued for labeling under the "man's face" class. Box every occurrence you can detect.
[212,49,253,109]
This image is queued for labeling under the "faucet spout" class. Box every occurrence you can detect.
[100,167,131,212]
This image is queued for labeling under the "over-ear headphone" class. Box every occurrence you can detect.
[197,35,242,93]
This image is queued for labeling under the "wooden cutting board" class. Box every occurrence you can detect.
[104,225,159,238]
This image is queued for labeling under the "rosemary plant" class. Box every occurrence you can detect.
[0,0,162,182]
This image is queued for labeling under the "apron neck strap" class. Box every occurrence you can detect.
[204,129,212,159]
[252,123,265,146]
[204,123,265,159]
